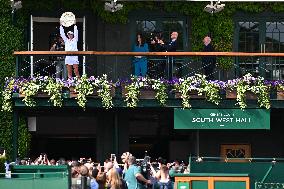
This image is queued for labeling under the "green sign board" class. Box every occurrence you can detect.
[174,108,270,129]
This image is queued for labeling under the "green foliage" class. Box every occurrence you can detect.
[0,0,30,160]
[0,156,6,173]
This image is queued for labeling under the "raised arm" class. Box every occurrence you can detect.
[59,25,67,42]
[74,25,78,42]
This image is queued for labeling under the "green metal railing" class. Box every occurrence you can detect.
[0,172,69,189]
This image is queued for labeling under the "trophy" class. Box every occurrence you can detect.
[60,12,76,27]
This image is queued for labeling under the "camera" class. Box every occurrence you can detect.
[137,156,151,180]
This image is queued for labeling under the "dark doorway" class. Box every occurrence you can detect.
[30,136,96,161]
[129,137,169,161]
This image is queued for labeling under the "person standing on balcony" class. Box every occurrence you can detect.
[132,33,149,77]
[154,31,178,79]
[60,24,80,79]
[50,36,67,80]
[202,35,216,80]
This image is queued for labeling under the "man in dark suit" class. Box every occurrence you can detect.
[159,31,179,79]
[202,36,216,80]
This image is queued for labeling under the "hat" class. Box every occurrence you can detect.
[67,31,74,35]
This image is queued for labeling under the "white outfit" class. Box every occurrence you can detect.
[60,25,79,65]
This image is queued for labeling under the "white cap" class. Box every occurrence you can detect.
[67,31,74,35]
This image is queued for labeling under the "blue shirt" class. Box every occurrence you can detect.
[133,43,149,53]
[90,179,99,189]
[124,165,144,189]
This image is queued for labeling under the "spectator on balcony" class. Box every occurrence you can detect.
[201,35,216,80]
[151,31,179,79]
[50,36,67,80]
[60,24,80,79]
[132,33,149,77]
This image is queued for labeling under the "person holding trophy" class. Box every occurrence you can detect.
[59,12,80,79]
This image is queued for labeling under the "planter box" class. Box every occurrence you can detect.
[226,90,257,99]
[122,86,156,99]
[14,92,50,98]
[69,87,116,98]
[174,91,205,99]
[277,90,284,100]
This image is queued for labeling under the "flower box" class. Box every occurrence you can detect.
[15,92,50,98]
[277,90,284,100]
[121,86,156,99]
[174,91,205,99]
[226,89,257,99]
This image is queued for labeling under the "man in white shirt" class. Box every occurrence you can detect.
[60,24,80,79]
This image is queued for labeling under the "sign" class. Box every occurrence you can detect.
[174,108,270,129]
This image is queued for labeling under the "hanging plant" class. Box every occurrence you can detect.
[74,75,94,110]
[173,74,204,109]
[20,77,45,107]
[95,74,114,109]
[44,77,64,107]
[227,73,271,109]
[151,78,168,106]
[124,76,146,108]
[1,78,17,112]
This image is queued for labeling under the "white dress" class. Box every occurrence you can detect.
[60,25,79,65]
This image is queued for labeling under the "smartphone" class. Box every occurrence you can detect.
[111,154,116,162]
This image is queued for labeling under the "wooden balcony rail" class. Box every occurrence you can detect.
[13,51,284,57]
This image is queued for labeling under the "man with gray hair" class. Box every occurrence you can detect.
[123,156,151,189]
[202,35,216,80]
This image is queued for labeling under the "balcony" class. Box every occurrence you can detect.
[5,51,284,111]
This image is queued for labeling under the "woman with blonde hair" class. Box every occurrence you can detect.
[108,168,127,189]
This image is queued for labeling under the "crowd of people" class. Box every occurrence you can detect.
[6,152,189,189]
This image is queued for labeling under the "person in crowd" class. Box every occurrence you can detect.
[97,171,107,189]
[60,24,80,79]
[50,35,67,79]
[154,165,173,189]
[132,33,149,77]
[34,153,50,165]
[91,168,99,189]
[123,155,151,189]
[201,35,216,80]
[107,167,127,189]
[49,158,56,165]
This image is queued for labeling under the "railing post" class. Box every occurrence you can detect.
[12,110,19,161]
[15,56,19,77]
[30,55,34,77]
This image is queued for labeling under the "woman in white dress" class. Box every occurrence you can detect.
[60,24,80,79]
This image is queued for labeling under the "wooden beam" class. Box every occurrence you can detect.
[13,51,284,57]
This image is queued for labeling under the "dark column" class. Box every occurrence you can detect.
[117,111,129,160]
[12,110,19,161]
[96,111,114,163]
